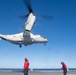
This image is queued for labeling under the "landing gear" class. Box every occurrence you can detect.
[44,43,46,45]
[19,42,22,48]
[19,44,22,48]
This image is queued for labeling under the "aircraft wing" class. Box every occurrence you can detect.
[23,29,30,37]
[23,22,33,37]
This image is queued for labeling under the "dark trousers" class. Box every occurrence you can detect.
[24,70,28,75]
[63,70,67,75]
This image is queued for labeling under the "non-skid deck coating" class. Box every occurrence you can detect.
[0,70,76,75]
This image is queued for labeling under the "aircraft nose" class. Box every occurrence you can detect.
[45,39,48,43]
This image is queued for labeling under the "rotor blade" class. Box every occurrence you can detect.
[23,0,33,13]
[19,14,29,19]
[37,14,54,21]
[41,15,54,21]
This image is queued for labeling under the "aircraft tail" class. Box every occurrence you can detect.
[0,35,1,40]
[0,34,2,40]
[0,34,7,40]
[0,34,2,38]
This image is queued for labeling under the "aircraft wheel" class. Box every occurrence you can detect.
[19,45,22,48]
[44,43,46,45]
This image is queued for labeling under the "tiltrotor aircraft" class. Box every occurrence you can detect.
[0,0,48,47]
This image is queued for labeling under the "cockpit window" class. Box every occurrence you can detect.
[41,36,45,38]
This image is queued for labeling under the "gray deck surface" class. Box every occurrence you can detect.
[0,70,76,75]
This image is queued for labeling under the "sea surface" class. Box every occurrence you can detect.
[0,68,76,72]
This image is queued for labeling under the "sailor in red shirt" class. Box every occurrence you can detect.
[61,62,67,75]
[24,58,29,75]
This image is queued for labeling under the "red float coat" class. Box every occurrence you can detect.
[24,60,29,70]
[62,63,67,71]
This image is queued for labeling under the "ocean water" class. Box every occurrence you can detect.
[0,68,76,72]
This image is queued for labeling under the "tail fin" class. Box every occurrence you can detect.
[0,34,7,40]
